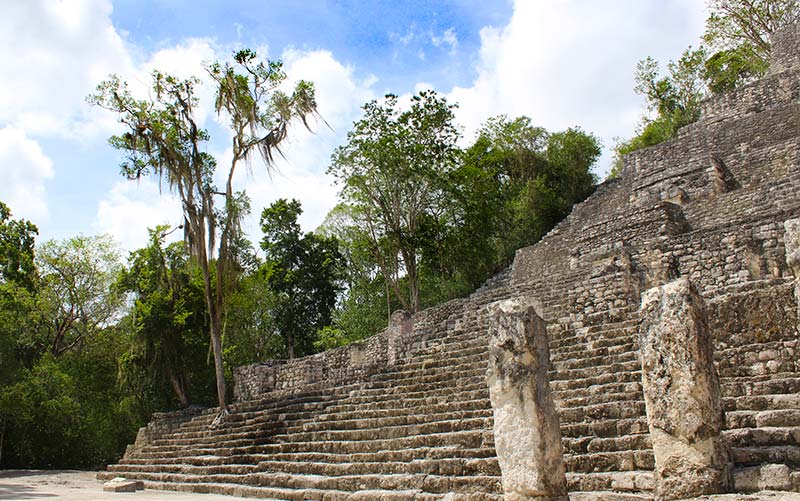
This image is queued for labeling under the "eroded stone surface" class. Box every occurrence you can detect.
[102,476,144,492]
[487,298,567,501]
[639,278,730,500]
[784,219,800,277]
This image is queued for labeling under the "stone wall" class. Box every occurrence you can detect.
[233,297,471,401]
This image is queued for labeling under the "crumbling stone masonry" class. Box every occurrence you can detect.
[101,23,800,501]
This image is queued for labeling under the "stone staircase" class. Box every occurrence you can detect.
[101,307,504,499]
[101,257,662,499]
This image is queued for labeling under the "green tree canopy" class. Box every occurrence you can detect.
[328,91,460,313]
[37,235,123,358]
[259,199,343,359]
[118,226,211,408]
[89,49,319,416]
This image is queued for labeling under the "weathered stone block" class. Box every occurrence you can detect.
[486,297,567,501]
[734,464,792,492]
[784,218,800,277]
[639,277,730,500]
[103,477,144,492]
[386,310,412,365]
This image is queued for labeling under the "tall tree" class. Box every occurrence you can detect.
[317,203,392,345]
[118,226,208,408]
[259,199,342,358]
[433,116,599,291]
[328,91,460,313]
[89,49,318,417]
[37,235,123,358]
[0,202,39,465]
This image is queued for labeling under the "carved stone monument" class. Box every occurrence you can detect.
[486,298,567,501]
[639,278,730,500]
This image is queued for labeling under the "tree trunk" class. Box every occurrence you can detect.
[197,244,228,417]
[209,311,228,413]
[167,369,191,408]
[287,333,295,359]
[403,249,421,313]
[385,280,391,324]
[0,418,5,467]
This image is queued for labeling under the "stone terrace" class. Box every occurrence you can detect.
[100,24,800,500]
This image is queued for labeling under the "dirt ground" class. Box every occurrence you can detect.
[1,470,800,500]
[0,470,247,500]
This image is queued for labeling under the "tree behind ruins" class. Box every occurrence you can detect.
[89,49,319,417]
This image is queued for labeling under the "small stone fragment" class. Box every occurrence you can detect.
[103,477,144,492]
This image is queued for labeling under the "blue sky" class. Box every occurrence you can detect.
[0,0,706,253]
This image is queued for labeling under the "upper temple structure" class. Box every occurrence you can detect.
[99,23,800,501]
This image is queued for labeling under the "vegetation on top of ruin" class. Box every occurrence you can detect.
[610,0,800,177]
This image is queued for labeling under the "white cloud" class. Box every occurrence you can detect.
[0,127,55,222]
[390,24,417,47]
[0,0,133,138]
[431,28,459,55]
[448,0,707,176]
[94,180,182,252]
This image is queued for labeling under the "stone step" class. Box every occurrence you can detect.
[129,429,495,459]
[564,433,651,455]
[550,339,637,364]
[719,359,796,378]
[212,390,492,437]
[565,449,654,473]
[327,388,491,414]
[550,370,642,392]
[725,426,800,448]
[722,373,800,398]
[731,445,800,467]
[111,456,503,478]
[140,420,497,458]
[101,478,504,500]
[558,400,646,425]
[733,463,800,493]
[557,390,645,411]
[724,393,800,412]
[391,341,488,369]
[313,398,491,423]
[550,359,641,383]
[554,381,643,403]
[567,471,655,493]
[369,361,486,388]
[549,324,640,353]
[726,409,800,429]
[153,409,496,448]
[553,350,640,372]
[121,446,499,467]
[260,417,494,448]
[96,470,503,495]
[351,371,485,397]
[561,417,649,440]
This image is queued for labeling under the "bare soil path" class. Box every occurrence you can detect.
[0,470,247,500]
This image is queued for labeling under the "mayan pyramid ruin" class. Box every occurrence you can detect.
[99,23,800,500]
